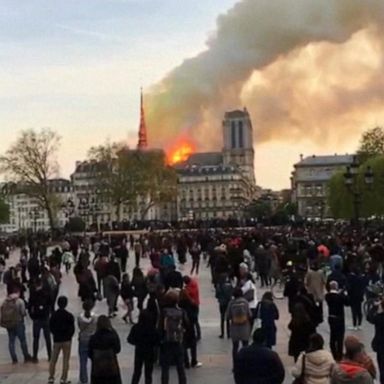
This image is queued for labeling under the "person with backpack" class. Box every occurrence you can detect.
[160,289,188,384]
[215,274,233,339]
[127,309,161,384]
[226,287,252,367]
[28,278,52,362]
[1,290,32,364]
[48,296,75,384]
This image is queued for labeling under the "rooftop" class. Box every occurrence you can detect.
[173,152,223,169]
[295,154,354,167]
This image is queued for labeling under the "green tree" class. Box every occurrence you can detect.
[357,126,384,163]
[328,155,384,219]
[65,216,85,233]
[0,197,10,224]
[135,150,177,219]
[246,200,272,219]
[88,142,142,221]
[0,129,61,230]
[88,144,177,221]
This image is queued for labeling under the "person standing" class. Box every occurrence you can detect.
[189,242,201,275]
[367,298,384,383]
[255,292,279,349]
[104,272,120,318]
[183,275,201,340]
[305,262,326,320]
[0,290,32,364]
[292,333,335,384]
[120,273,134,324]
[89,315,122,384]
[347,267,366,330]
[288,303,316,361]
[78,300,98,384]
[159,290,188,384]
[325,281,349,361]
[234,328,285,384]
[128,310,160,384]
[134,240,143,268]
[48,296,75,384]
[226,288,252,367]
[28,279,52,362]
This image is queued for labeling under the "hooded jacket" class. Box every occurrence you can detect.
[331,360,373,384]
[292,349,335,384]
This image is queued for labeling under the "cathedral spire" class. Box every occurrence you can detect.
[137,87,148,150]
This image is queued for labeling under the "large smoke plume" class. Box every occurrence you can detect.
[146,0,384,152]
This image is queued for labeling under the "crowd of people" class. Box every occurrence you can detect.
[0,222,384,384]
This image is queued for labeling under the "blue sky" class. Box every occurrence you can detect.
[0,0,237,178]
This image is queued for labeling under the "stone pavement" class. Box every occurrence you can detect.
[0,249,378,384]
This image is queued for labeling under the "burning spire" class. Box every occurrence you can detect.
[137,88,148,150]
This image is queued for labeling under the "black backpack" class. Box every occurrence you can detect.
[163,307,184,343]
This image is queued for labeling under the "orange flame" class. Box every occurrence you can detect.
[168,140,195,165]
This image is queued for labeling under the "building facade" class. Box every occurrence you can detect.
[175,108,256,220]
[291,154,354,218]
[0,179,72,233]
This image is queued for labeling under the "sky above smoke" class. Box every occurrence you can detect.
[147,0,384,186]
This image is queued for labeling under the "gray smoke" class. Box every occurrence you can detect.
[147,0,384,150]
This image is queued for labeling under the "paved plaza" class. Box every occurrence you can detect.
[0,250,378,384]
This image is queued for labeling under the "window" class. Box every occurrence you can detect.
[231,121,237,148]
[238,120,244,148]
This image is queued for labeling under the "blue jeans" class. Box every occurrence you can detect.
[79,340,89,384]
[7,322,29,362]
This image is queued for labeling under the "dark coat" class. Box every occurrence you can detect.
[89,328,122,384]
[367,307,384,353]
[49,309,75,343]
[127,322,160,353]
[256,300,279,347]
[179,298,198,348]
[288,319,316,358]
[234,343,285,384]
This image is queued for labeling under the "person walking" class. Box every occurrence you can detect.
[189,242,201,275]
[159,289,188,384]
[234,328,285,384]
[226,288,252,367]
[288,302,316,361]
[48,296,75,384]
[215,274,233,338]
[120,273,134,324]
[104,272,120,318]
[0,290,32,364]
[78,300,98,384]
[292,333,335,384]
[255,291,279,349]
[128,309,161,384]
[325,281,349,361]
[28,278,52,362]
[179,289,202,368]
[88,315,122,384]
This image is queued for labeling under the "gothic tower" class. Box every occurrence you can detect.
[222,108,255,185]
[137,88,148,150]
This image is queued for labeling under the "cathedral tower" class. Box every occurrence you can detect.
[222,108,255,185]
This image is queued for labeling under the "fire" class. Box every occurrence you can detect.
[168,141,195,165]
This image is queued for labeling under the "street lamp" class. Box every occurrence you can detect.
[343,156,374,224]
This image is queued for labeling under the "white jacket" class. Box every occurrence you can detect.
[292,349,335,384]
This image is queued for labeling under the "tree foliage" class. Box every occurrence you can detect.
[357,126,384,163]
[88,143,177,220]
[65,216,85,233]
[328,156,384,218]
[0,129,61,230]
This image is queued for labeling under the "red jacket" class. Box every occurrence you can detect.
[186,279,200,306]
